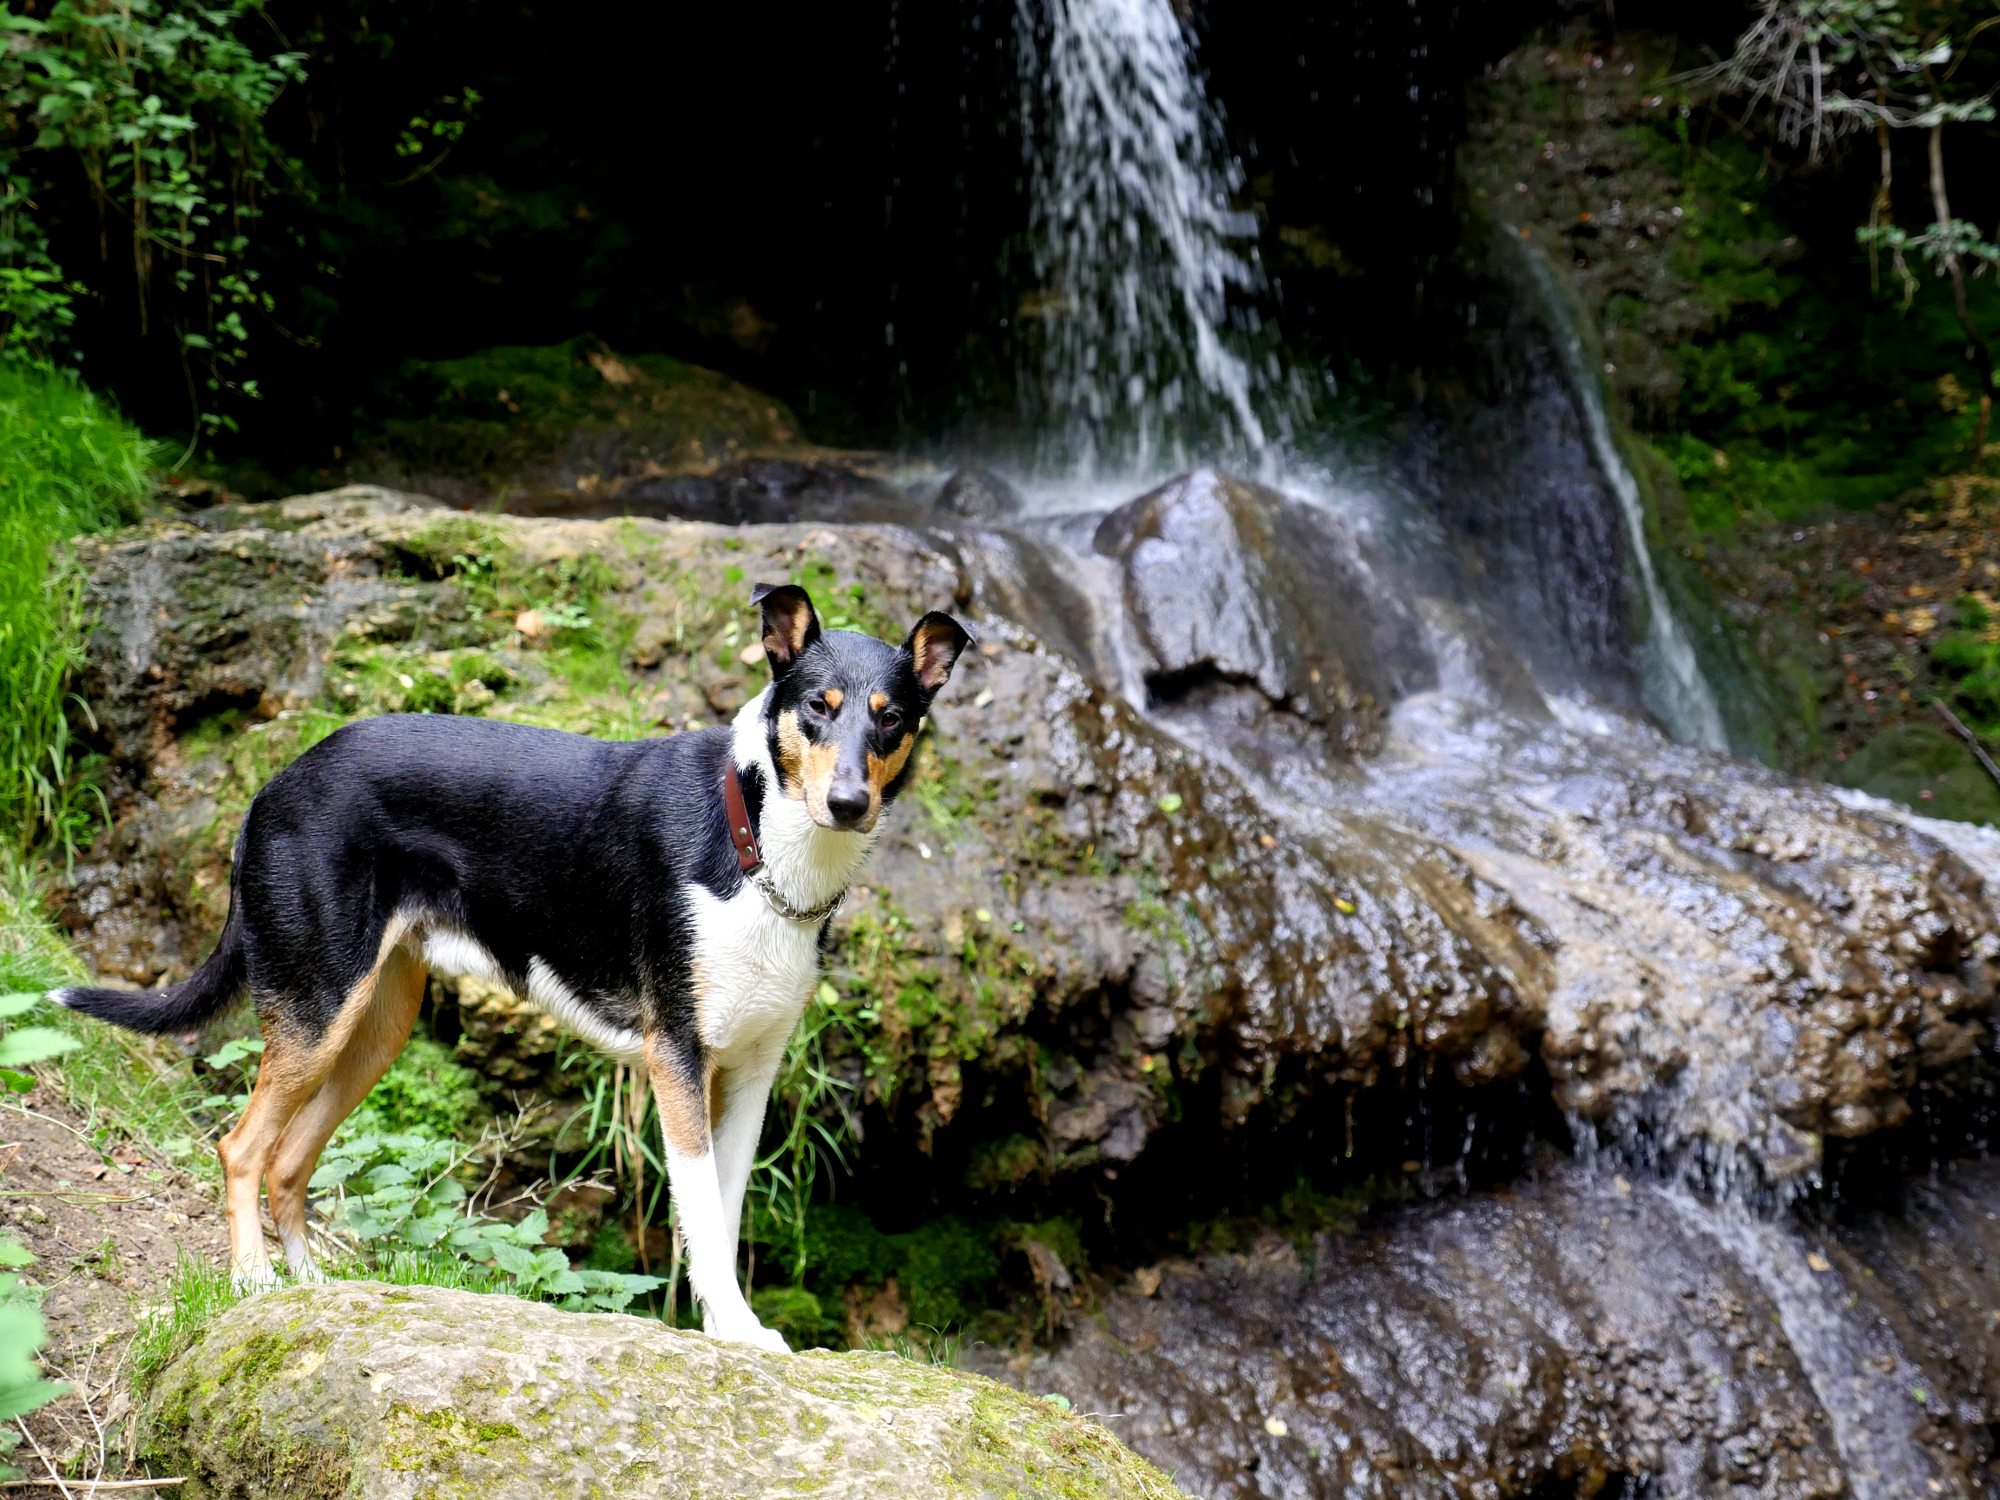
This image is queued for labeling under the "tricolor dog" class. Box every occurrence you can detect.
[56,583,970,1352]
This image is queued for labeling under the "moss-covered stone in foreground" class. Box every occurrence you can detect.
[137,1281,1186,1499]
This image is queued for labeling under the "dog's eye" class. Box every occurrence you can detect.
[810,695,831,716]
[878,709,901,732]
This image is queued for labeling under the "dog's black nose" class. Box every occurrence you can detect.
[825,783,872,827]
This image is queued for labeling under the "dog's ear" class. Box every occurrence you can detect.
[751,583,822,680]
[901,612,973,695]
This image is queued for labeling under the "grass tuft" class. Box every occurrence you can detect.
[126,1252,239,1393]
[0,365,156,855]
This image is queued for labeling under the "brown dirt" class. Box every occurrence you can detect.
[0,1083,225,1497]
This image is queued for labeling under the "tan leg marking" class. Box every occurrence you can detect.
[216,915,414,1281]
[266,939,429,1275]
[644,1032,712,1158]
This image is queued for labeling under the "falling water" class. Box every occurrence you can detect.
[1014,0,1300,477]
[1516,236,1729,750]
[1662,1192,1941,1500]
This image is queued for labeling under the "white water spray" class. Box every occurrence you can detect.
[1015,0,1293,477]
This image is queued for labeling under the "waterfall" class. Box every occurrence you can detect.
[1014,0,1294,478]
[1010,0,1725,748]
[1516,236,1729,751]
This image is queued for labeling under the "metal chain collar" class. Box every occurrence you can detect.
[748,867,848,925]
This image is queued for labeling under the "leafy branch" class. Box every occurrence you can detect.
[1701,1,2000,454]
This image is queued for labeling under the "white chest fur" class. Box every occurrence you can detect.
[684,883,825,1063]
[689,695,876,1065]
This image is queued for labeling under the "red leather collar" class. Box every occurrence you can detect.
[723,761,763,874]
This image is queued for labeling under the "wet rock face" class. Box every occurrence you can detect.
[72,487,465,766]
[981,1162,2000,1499]
[935,466,1025,521]
[139,1282,1184,1499]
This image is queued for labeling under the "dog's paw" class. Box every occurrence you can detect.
[713,1317,791,1354]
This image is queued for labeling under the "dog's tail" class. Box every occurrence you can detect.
[53,899,247,1036]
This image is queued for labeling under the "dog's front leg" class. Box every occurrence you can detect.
[710,1039,786,1277]
[644,1032,788,1354]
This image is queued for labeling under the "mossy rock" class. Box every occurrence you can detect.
[347,338,878,513]
[136,1281,1186,1499]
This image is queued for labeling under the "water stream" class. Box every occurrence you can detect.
[1013,0,1727,755]
[1663,1191,1940,1500]
[1513,235,1730,750]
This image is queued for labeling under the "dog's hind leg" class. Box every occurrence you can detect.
[266,939,428,1278]
[217,1015,341,1287]
[645,1030,787,1353]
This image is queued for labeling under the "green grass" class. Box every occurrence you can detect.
[0,365,155,854]
[126,1245,539,1394]
[0,851,221,1180]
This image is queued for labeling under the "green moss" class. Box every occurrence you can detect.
[898,1219,1000,1332]
[964,1134,1045,1193]
[825,884,1055,1122]
[584,1221,638,1274]
[1185,1170,1405,1258]
[399,1404,522,1446]
[750,1285,829,1346]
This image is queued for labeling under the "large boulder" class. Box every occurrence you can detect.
[138,1282,1183,1499]
[56,473,2000,1193]
[1090,468,1437,746]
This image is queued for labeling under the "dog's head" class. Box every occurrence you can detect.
[750,582,972,832]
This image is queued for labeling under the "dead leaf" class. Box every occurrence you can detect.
[1807,1251,1832,1273]
[514,609,544,639]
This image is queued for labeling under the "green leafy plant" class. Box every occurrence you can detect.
[749,981,865,1286]
[1928,593,2000,728]
[310,1130,663,1313]
[0,1235,64,1478]
[0,0,305,419]
[1704,0,2000,453]
[0,993,80,1091]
